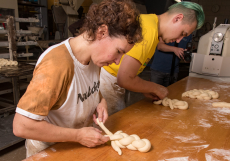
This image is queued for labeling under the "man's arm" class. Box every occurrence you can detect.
[157,37,185,59]
[117,54,168,100]
[13,113,109,147]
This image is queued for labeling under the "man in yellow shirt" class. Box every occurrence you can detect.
[100,1,205,115]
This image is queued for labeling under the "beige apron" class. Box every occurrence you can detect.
[26,139,55,158]
[100,67,126,116]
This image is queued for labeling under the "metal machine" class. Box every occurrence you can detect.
[189,24,230,79]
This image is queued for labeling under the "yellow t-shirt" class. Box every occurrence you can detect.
[103,14,159,77]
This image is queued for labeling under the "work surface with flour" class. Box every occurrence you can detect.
[24,76,230,161]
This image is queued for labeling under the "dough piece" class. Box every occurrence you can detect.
[137,139,151,153]
[0,58,18,66]
[153,100,162,105]
[111,141,122,155]
[182,89,219,100]
[119,136,135,146]
[109,134,123,141]
[0,59,18,66]
[153,97,188,110]
[212,102,230,108]
[114,131,151,153]
[96,118,152,155]
[96,118,113,136]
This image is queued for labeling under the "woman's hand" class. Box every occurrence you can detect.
[75,127,110,147]
[93,98,108,124]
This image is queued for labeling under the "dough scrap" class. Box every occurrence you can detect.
[153,97,188,110]
[182,89,219,100]
[96,118,151,155]
[212,102,230,108]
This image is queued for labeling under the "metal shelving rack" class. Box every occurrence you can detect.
[0,16,39,114]
[0,16,40,151]
[0,16,40,60]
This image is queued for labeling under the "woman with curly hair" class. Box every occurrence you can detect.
[13,0,142,158]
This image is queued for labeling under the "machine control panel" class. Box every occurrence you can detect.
[210,39,223,55]
[210,25,230,55]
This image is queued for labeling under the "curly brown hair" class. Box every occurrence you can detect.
[80,0,142,44]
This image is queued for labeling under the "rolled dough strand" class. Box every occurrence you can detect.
[174,101,188,110]
[212,102,230,108]
[153,100,162,105]
[126,134,140,150]
[114,131,126,148]
[136,139,151,152]
[206,90,219,99]
[168,99,174,110]
[96,118,113,136]
[111,141,122,155]
[153,97,188,110]
[96,118,123,155]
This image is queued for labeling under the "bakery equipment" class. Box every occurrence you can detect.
[27,26,44,40]
[57,0,103,38]
[189,24,230,79]
[58,0,84,38]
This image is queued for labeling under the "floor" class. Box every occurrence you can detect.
[0,141,26,161]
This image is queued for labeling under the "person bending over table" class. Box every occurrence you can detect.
[150,34,192,87]
[13,0,143,158]
[100,1,205,115]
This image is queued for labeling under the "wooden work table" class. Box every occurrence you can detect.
[24,76,230,161]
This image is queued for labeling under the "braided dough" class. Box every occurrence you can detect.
[96,118,151,155]
[0,58,18,68]
[182,89,219,100]
[212,102,230,108]
[153,97,188,110]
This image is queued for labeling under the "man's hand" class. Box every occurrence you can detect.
[143,93,159,101]
[75,127,110,147]
[154,84,168,99]
[143,84,168,101]
[173,47,185,60]
[93,98,108,124]
[158,37,186,61]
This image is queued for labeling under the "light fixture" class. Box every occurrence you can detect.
[213,32,224,42]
